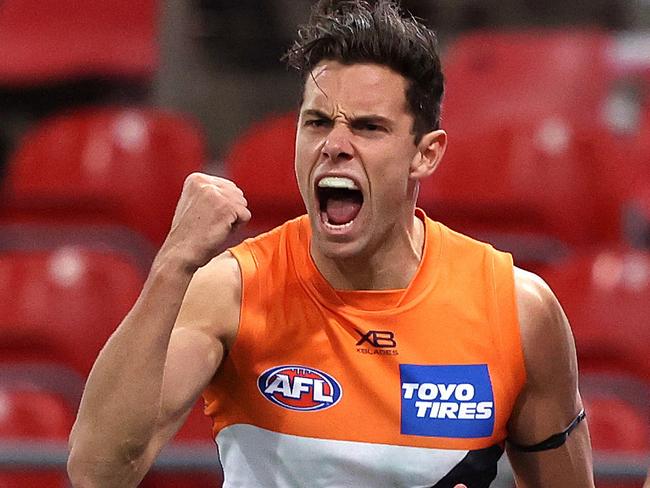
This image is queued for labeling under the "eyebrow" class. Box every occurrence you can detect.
[301,109,331,120]
[301,109,394,127]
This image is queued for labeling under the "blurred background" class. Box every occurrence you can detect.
[0,0,648,487]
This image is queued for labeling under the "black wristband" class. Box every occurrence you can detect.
[508,409,586,452]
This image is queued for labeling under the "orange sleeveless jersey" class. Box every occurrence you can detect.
[203,210,526,487]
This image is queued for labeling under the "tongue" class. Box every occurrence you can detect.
[325,197,362,225]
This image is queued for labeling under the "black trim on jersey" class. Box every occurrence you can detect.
[431,444,504,488]
[508,409,586,453]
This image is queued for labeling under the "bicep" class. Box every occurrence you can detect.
[142,326,225,465]
[507,268,594,487]
[142,253,241,465]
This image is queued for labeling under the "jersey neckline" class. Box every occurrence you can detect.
[291,208,445,316]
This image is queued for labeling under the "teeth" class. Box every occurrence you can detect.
[324,219,355,230]
[318,176,359,190]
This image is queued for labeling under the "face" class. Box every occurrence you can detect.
[295,61,441,261]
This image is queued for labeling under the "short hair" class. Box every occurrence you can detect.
[283,0,444,142]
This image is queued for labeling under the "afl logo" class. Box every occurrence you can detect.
[257,365,342,412]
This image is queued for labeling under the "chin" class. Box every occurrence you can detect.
[310,229,372,262]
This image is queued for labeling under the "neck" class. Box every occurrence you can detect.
[311,214,426,290]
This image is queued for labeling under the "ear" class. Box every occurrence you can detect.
[409,129,447,180]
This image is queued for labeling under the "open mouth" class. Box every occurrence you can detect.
[316,176,364,228]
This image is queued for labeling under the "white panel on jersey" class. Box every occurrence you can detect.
[217,424,468,488]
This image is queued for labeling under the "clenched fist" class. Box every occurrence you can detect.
[160,172,251,272]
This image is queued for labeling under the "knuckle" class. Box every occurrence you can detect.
[210,176,229,186]
[196,182,222,202]
[185,172,205,185]
[215,177,242,193]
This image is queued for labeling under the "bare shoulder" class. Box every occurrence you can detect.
[175,251,242,349]
[509,267,581,445]
[512,266,577,386]
[513,266,563,329]
[507,272,594,486]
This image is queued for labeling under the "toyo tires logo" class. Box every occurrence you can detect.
[257,365,342,412]
[400,364,495,438]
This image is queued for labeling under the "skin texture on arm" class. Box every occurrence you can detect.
[67,252,241,488]
[67,174,249,488]
[138,253,240,477]
[507,267,595,487]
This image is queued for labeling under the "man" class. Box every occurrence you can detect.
[67,1,595,486]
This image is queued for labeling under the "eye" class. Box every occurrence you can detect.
[351,120,387,133]
[304,118,330,128]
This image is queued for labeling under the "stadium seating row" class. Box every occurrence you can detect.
[0,107,206,247]
[0,244,220,487]
[0,107,220,486]
[0,0,157,85]
[1,32,647,253]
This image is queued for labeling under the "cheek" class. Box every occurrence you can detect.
[369,159,413,207]
[294,138,316,196]
[294,159,308,199]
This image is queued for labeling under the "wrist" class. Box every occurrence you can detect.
[152,243,198,280]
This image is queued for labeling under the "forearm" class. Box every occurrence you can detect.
[68,252,193,481]
[68,173,249,486]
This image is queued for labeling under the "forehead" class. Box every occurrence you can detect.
[302,61,409,115]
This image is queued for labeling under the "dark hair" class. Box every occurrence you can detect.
[283,0,444,142]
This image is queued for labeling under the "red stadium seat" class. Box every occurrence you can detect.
[0,0,157,85]
[580,373,649,488]
[587,398,649,454]
[224,112,303,236]
[0,366,78,488]
[0,391,73,438]
[601,83,650,250]
[0,391,72,487]
[441,30,612,135]
[0,246,145,376]
[0,242,220,485]
[420,30,620,251]
[1,107,206,246]
[540,246,650,382]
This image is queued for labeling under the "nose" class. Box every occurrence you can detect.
[321,124,353,163]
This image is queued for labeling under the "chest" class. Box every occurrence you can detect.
[224,288,513,451]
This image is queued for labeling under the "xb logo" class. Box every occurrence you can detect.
[356,330,397,348]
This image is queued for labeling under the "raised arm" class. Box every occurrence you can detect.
[67,173,250,488]
[506,268,595,487]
